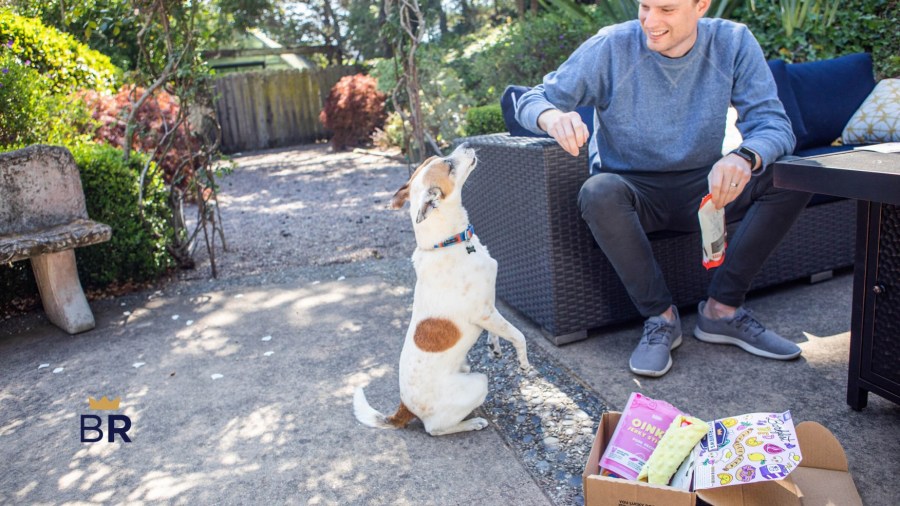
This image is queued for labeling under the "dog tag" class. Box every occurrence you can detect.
[466,242,475,254]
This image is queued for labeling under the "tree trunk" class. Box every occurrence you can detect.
[516,0,525,18]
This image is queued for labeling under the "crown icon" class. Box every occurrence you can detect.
[88,396,121,410]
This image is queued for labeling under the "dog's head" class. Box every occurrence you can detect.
[390,144,477,224]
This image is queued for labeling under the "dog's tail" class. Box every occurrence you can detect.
[353,387,417,429]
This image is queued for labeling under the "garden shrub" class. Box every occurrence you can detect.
[0,9,120,93]
[464,104,505,136]
[0,50,49,146]
[77,86,200,188]
[71,142,174,287]
[319,73,387,150]
[371,111,406,151]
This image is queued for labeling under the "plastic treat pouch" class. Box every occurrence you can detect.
[598,392,683,480]
[698,194,726,269]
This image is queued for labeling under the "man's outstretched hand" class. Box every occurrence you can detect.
[538,109,590,157]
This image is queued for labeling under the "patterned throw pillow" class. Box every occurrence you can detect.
[841,79,900,144]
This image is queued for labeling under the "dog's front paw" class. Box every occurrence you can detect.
[470,417,489,431]
[488,333,502,358]
[518,361,536,377]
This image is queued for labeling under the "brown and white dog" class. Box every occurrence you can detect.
[353,143,531,436]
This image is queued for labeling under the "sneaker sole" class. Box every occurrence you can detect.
[629,334,683,377]
[693,328,800,360]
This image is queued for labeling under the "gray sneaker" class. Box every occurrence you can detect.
[693,302,801,360]
[629,306,682,377]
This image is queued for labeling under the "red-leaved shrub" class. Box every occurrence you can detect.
[319,74,387,150]
[78,85,200,187]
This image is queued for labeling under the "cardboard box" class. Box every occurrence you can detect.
[583,412,862,506]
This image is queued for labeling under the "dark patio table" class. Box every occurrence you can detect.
[774,148,900,410]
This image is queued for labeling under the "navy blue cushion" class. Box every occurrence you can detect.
[767,59,808,147]
[786,53,876,151]
[500,85,594,138]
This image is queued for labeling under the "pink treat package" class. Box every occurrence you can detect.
[599,392,683,480]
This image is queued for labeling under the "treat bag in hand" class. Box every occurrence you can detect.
[698,194,726,269]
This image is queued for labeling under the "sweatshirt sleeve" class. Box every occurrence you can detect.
[515,32,611,135]
[730,27,796,169]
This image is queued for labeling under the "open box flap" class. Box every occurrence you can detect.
[794,421,849,472]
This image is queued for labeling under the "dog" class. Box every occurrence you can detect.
[353,143,531,436]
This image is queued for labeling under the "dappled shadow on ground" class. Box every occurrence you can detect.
[0,274,549,504]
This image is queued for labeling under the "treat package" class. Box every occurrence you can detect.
[637,414,708,485]
[698,194,726,269]
[598,392,683,480]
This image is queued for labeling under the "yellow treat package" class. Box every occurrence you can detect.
[637,414,708,485]
[698,194,726,269]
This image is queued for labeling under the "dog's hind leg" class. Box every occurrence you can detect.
[423,372,489,436]
[479,310,530,371]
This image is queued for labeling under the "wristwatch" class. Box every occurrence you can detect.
[730,146,760,172]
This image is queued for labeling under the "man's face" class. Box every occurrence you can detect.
[638,0,710,58]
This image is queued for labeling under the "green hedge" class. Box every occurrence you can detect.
[0,143,173,309]
[464,104,506,136]
[0,9,120,92]
[71,143,173,286]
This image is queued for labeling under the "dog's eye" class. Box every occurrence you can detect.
[444,159,455,173]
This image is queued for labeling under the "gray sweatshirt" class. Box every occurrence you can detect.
[515,18,795,174]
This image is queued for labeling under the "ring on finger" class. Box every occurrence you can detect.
[729,182,739,188]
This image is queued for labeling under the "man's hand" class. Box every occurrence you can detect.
[538,109,590,157]
[708,153,754,209]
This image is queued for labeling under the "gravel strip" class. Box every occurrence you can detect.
[469,339,608,506]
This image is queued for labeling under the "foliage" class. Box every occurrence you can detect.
[464,104,505,136]
[457,7,611,105]
[320,73,387,150]
[737,0,900,78]
[372,43,476,147]
[77,86,201,188]
[70,142,174,286]
[0,9,120,93]
[371,111,406,150]
[0,47,94,149]
[0,50,48,147]
[5,0,140,70]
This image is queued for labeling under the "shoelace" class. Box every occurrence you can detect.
[732,309,766,337]
[641,319,672,346]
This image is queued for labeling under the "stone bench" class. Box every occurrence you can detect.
[0,145,112,334]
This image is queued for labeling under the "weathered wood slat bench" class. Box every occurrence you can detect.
[0,145,112,334]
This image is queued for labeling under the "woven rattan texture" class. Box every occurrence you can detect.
[871,203,900,383]
[461,134,856,341]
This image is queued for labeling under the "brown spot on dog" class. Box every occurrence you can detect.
[413,317,462,352]
[391,156,438,209]
[387,402,417,428]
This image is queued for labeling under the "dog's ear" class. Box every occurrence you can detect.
[390,184,410,209]
[415,186,443,223]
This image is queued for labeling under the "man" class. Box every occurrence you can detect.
[515,0,811,377]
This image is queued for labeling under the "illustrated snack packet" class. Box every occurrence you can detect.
[598,392,683,480]
[698,194,726,269]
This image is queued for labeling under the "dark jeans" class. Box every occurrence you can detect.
[577,164,812,317]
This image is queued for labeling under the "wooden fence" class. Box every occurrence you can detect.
[212,66,359,153]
